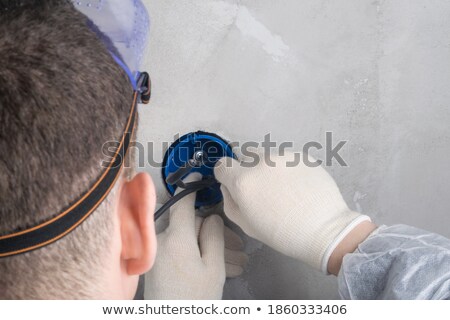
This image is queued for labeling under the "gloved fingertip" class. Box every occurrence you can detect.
[187,171,202,181]
[225,264,244,278]
[174,172,202,196]
[214,157,228,169]
[172,172,202,209]
[225,248,249,267]
[205,214,224,231]
[224,226,244,250]
[214,157,239,186]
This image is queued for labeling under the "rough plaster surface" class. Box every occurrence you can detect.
[141,0,450,299]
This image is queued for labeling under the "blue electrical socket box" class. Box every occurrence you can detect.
[162,131,237,207]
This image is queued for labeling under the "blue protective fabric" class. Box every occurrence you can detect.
[338,224,450,299]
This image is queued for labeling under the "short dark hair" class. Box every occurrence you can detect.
[0,0,134,298]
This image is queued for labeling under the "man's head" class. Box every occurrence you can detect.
[0,0,156,299]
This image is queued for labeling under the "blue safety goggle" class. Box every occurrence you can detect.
[73,0,150,92]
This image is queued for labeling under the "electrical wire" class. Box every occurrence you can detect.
[154,178,218,221]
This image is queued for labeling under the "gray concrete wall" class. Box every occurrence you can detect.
[141,0,450,299]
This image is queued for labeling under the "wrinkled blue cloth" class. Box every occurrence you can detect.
[337,224,450,299]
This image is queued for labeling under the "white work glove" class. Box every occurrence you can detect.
[146,173,247,299]
[214,152,370,273]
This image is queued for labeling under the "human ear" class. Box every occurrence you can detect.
[118,172,157,275]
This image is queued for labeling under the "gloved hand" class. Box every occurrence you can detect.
[223,224,248,278]
[146,173,247,299]
[214,151,370,273]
